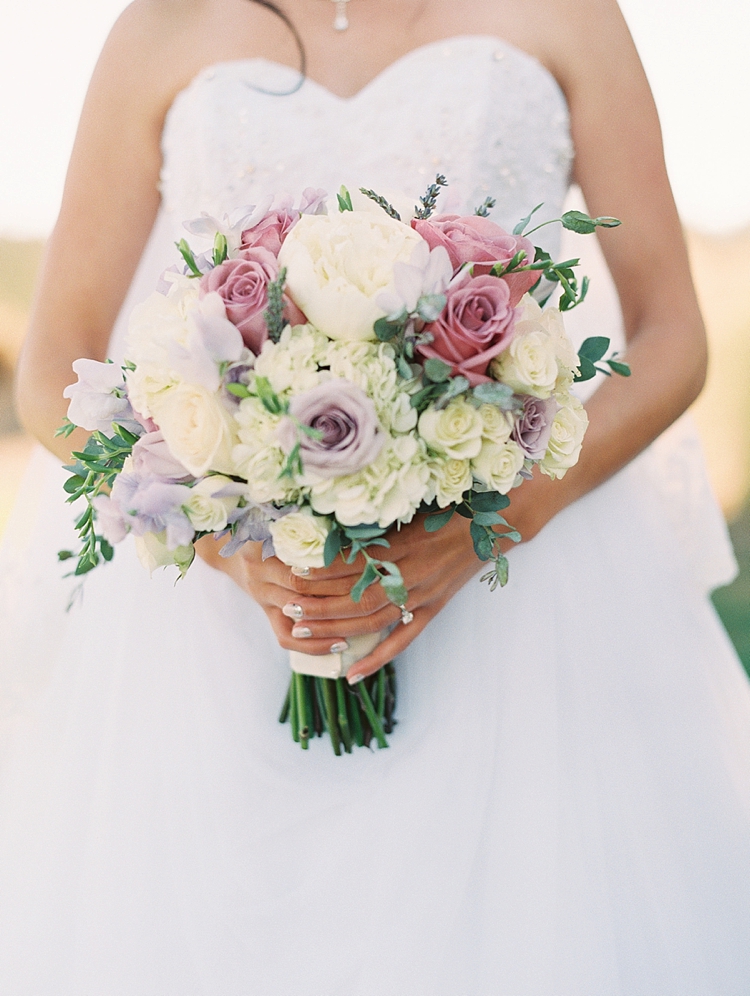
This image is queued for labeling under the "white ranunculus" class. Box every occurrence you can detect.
[150,383,235,478]
[269,508,332,569]
[418,399,484,460]
[253,324,326,396]
[277,211,423,341]
[478,403,513,444]
[428,458,472,508]
[471,439,525,494]
[135,531,195,576]
[183,475,240,533]
[540,394,589,479]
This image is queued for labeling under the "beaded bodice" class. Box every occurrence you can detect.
[159,35,573,245]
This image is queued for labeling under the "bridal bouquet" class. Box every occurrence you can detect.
[58,177,627,754]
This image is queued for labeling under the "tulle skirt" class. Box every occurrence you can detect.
[1,426,749,995]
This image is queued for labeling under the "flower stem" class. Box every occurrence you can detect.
[335,679,353,753]
[348,684,364,747]
[377,667,386,720]
[322,679,342,756]
[357,682,389,749]
[278,685,291,724]
[289,676,299,743]
[295,672,310,749]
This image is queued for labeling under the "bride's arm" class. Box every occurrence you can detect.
[244,0,709,679]
[14,2,200,463]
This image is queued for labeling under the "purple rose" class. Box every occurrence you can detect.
[411,214,537,306]
[512,395,560,460]
[418,274,518,385]
[131,431,192,482]
[280,380,384,479]
[199,248,306,355]
[63,358,134,434]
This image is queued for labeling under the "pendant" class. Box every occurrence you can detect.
[332,0,350,31]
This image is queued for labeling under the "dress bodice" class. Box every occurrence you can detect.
[159,36,573,245]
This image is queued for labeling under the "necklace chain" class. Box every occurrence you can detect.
[331,0,350,31]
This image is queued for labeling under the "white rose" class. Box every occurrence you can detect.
[490,328,559,400]
[478,403,512,444]
[184,475,240,533]
[428,458,472,508]
[150,383,235,478]
[540,394,589,479]
[471,439,525,494]
[278,211,423,341]
[135,532,195,576]
[418,399,484,460]
[269,509,332,569]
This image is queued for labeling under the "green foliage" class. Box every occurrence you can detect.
[212,232,228,267]
[337,186,354,212]
[175,238,203,278]
[264,266,288,343]
[358,187,401,221]
[413,174,448,221]
[574,338,632,383]
[513,203,544,236]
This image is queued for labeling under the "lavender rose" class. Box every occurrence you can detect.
[418,274,518,385]
[511,395,560,460]
[411,214,537,306]
[280,380,385,479]
[199,248,305,355]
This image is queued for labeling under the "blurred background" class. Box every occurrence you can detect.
[0,0,748,666]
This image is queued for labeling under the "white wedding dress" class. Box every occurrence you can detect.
[1,36,750,995]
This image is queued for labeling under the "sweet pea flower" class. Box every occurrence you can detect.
[108,471,195,550]
[166,293,246,394]
[183,200,274,252]
[377,241,453,319]
[63,358,135,434]
[130,430,192,481]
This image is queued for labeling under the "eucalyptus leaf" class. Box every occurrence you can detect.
[344,524,387,540]
[578,336,610,363]
[608,359,632,377]
[423,357,452,383]
[373,317,401,342]
[513,202,543,236]
[494,554,510,587]
[417,294,446,322]
[574,356,597,382]
[351,561,379,602]
[323,527,343,567]
[472,381,515,408]
[424,507,455,532]
[380,575,408,606]
[472,511,504,527]
[470,521,494,561]
[469,491,510,512]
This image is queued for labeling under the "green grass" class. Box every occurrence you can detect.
[713,504,750,676]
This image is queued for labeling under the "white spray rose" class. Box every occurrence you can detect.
[278,211,423,341]
[472,439,525,494]
[428,458,472,508]
[539,394,589,479]
[418,399,484,460]
[478,403,513,444]
[184,475,240,533]
[150,383,235,478]
[269,508,332,569]
[490,328,559,400]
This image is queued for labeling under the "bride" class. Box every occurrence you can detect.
[2,0,750,992]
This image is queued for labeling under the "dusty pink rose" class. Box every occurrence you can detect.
[418,275,517,385]
[200,248,305,354]
[411,214,537,306]
[240,208,298,257]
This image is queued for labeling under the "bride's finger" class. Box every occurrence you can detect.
[265,606,350,656]
[345,606,432,683]
[289,600,404,641]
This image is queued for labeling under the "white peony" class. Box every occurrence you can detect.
[427,457,472,508]
[269,508,332,569]
[472,439,525,494]
[150,382,235,478]
[183,475,241,533]
[418,399,484,460]
[539,394,589,479]
[278,211,423,341]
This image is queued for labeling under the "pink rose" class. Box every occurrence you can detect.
[200,248,305,355]
[418,275,517,385]
[411,214,537,306]
[240,208,298,257]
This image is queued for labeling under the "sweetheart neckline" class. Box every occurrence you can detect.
[166,34,565,117]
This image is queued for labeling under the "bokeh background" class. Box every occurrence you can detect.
[0,0,748,665]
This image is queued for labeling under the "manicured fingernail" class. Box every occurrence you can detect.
[291,566,311,577]
[282,603,304,621]
[348,672,364,685]
[330,641,349,654]
[292,625,313,638]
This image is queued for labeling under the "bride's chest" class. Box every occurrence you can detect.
[159,36,573,237]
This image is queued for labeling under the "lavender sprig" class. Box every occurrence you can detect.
[413,174,448,220]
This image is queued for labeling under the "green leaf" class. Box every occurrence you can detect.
[63,475,85,494]
[574,356,598,382]
[578,336,610,363]
[343,523,387,540]
[323,526,343,566]
[226,382,251,399]
[423,357,453,383]
[254,375,285,415]
[472,381,515,408]
[455,503,473,519]
[560,210,598,235]
[472,510,504,527]
[351,561,379,602]
[396,355,412,380]
[424,507,455,532]
[175,238,203,278]
[212,232,228,267]
[494,553,510,587]
[57,549,74,561]
[373,317,402,342]
[410,384,442,411]
[417,293,446,322]
[99,538,115,562]
[111,423,139,445]
[469,490,510,512]
[513,202,544,236]
[607,359,632,377]
[380,574,408,607]
[470,521,494,561]
[337,185,353,212]
[593,216,621,228]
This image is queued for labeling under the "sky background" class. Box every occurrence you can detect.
[0,0,748,238]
